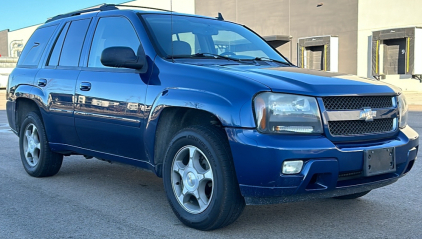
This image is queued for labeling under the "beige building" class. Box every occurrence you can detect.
[196,0,422,91]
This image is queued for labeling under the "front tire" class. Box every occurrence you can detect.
[163,125,245,230]
[19,112,63,177]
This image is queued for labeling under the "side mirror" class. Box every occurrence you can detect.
[101,47,145,70]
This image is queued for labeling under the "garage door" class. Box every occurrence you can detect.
[383,38,406,74]
[306,45,324,70]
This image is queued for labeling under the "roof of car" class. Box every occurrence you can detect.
[45,4,218,24]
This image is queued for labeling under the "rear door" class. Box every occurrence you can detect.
[74,16,148,160]
[35,18,91,146]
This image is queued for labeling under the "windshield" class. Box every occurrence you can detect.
[141,14,288,63]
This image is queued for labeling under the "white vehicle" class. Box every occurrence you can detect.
[0,73,9,89]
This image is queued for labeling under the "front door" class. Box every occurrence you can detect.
[74,16,148,160]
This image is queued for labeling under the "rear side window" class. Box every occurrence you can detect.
[58,19,91,67]
[17,25,57,67]
[88,17,140,68]
[47,22,70,66]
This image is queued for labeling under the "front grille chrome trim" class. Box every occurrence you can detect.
[323,108,397,122]
[319,95,399,138]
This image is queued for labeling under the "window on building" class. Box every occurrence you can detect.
[17,25,57,67]
[59,19,91,67]
[88,17,140,68]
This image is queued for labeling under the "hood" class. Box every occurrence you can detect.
[217,65,400,96]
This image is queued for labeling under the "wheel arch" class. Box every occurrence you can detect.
[145,88,244,177]
[12,85,47,134]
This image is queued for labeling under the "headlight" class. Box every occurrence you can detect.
[398,94,408,128]
[253,92,323,134]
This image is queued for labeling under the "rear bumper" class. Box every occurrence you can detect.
[226,126,418,205]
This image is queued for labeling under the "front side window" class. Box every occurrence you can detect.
[141,14,287,62]
[88,17,141,68]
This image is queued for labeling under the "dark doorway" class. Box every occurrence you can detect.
[306,45,324,70]
[383,38,406,74]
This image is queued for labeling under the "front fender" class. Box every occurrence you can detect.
[143,87,256,166]
[149,88,237,126]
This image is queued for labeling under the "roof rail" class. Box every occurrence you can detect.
[45,4,172,23]
[108,4,172,12]
[46,4,118,23]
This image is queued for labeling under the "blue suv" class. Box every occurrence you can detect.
[5,5,418,230]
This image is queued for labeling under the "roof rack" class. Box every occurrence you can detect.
[46,4,118,23]
[45,4,171,23]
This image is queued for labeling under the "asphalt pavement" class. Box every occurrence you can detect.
[0,89,421,238]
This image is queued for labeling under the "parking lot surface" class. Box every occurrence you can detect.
[0,89,421,238]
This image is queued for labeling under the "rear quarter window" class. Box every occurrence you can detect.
[17,25,57,67]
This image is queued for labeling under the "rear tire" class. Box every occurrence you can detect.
[333,190,371,199]
[19,112,63,177]
[163,125,245,230]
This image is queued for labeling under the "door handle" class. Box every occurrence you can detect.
[37,79,47,87]
[80,82,91,91]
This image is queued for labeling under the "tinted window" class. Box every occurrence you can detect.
[48,22,70,66]
[59,19,90,67]
[17,25,57,67]
[88,17,140,68]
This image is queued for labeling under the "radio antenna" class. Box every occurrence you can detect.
[170,0,174,62]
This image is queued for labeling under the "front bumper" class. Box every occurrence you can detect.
[226,126,418,205]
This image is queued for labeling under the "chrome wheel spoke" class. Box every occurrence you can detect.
[178,192,186,205]
[171,145,214,214]
[182,186,188,195]
[195,192,208,211]
[25,130,32,142]
[32,154,39,165]
[23,123,41,167]
[25,148,31,158]
[173,161,185,176]
[203,170,213,180]
[187,146,196,169]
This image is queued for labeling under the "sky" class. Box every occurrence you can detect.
[0,0,126,31]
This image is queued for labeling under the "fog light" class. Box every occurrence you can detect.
[282,160,303,174]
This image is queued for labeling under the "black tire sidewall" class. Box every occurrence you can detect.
[19,112,47,176]
[163,127,231,228]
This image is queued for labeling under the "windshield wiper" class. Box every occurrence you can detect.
[253,57,292,66]
[166,53,241,62]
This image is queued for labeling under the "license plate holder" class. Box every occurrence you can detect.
[363,147,396,177]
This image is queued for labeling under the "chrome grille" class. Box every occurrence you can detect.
[328,118,394,136]
[322,96,393,110]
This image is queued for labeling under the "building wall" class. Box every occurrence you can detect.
[0,29,8,57]
[195,0,359,74]
[357,0,422,88]
[8,24,41,57]
[122,0,195,13]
